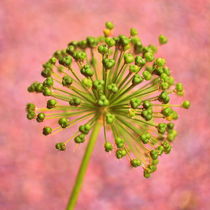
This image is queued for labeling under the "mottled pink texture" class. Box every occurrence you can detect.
[0,0,210,210]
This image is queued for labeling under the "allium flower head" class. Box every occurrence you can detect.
[26,22,190,178]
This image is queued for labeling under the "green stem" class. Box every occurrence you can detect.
[66,118,102,210]
[90,48,98,80]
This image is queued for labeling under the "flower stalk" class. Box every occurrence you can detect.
[66,118,101,210]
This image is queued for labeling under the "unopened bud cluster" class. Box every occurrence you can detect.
[26,22,190,178]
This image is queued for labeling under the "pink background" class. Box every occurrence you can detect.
[1,0,210,209]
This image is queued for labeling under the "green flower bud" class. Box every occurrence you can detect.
[129,65,139,73]
[69,97,81,106]
[86,36,98,48]
[162,141,170,149]
[106,113,115,124]
[182,100,191,109]
[103,58,115,69]
[167,129,177,142]
[62,75,73,87]
[98,45,109,54]
[160,82,169,90]
[93,80,105,90]
[47,99,57,109]
[80,65,94,77]
[141,109,153,121]
[163,143,172,154]
[36,113,45,122]
[41,68,52,78]
[134,40,143,54]
[165,147,172,154]
[119,35,130,47]
[27,111,36,120]
[158,91,170,104]
[150,150,158,160]
[55,142,66,151]
[132,74,144,85]
[43,127,52,135]
[116,149,127,159]
[27,82,38,92]
[130,28,138,36]
[73,51,87,61]
[131,37,141,45]
[171,111,178,120]
[161,107,173,117]
[167,122,175,130]
[144,52,154,62]
[142,100,152,109]
[68,41,78,47]
[130,98,141,109]
[124,53,134,64]
[98,95,109,106]
[53,50,65,60]
[143,169,151,178]
[105,37,116,47]
[59,56,72,67]
[160,73,169,82]
[107,83,118,93]
[142,46,150,54]
[140,133,151,144]
[159,34,168,45]
[154,67,164,76]
[79,124,91,134]
[157,123,167,134]
[78,40,87,49]
[43,77,54,88]
[146,107,153,115]
[104,142,113,152]
[115,137,124,148]
[105,21,114,30]
[147,45,157,54]
[82,78,92,89]
[49,57,57,65]
[135,56,146,66]
[163,66,171,76]
[42,87,52,96]
[66,45,75,55]
[130,159,141,167]
[42,61,53,69]
[58,118,69,128]
[176,83,184,92]
[148,164,157,173]
[157,145,164,155]
[154,58,166,67]
[142,70,152,80]
[35,83,44,93]
[26,103,36,112]
[74,134,86,143]
[168,76,174,85]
